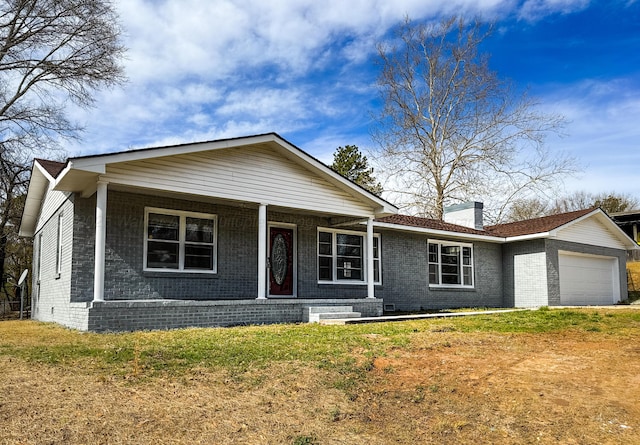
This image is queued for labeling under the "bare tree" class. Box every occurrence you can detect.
[503,190,640,222]
[0,157,29,302]
[0,0,126,162]
[0,0,125,302]
[374,17,575,221]
[592,192,639,214]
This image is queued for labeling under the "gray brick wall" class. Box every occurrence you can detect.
[375,230,504,311]
[71,190,371,302]
[87,298,382,332]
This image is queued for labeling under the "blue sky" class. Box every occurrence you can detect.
[66,0,640,201]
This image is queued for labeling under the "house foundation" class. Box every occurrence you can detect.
[81,298,383,332]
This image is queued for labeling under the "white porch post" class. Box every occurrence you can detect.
[93,179,108,302]
[366,216,375,299]
[257,203,267,299]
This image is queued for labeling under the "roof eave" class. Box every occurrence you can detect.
[53,133,399,216]
[18,161,52,237]
[373,221,505,243]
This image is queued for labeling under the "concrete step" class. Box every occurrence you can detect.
[306,306,354,314]
[304,306,361,323]
[309,311,361,323]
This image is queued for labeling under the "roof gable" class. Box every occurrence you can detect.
[20,134,398,237]
[486,208,595,237]
[58,133,396,216]
[555,211,632,250]
[103,143,381,216]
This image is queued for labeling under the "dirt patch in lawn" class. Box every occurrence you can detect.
[367,331,640,444]
[1,325,640,444]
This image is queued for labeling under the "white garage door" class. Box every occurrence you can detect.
[559,252,619,305]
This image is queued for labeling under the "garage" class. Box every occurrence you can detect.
[558,252,620,305]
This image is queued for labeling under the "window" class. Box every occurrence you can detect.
[318,229,381,284]
[37,233,43,283]
[55,213,63,277]
[145,208,217,272]
[428,240,473,287]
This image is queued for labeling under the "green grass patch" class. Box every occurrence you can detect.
[2,308,639,380]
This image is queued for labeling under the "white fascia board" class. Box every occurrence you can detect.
[503,233,550,243]
[18,163,51,237]
[372,221,504,243]
[68,134,279,171]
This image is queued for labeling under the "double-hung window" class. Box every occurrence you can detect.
[428,240,473,287]
[145,208,217,273]
[318,229,381,284]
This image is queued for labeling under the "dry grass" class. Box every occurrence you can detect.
[2,309,640,444]
[627,261,640,294]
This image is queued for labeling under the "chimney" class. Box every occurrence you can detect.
[443,201,483,230]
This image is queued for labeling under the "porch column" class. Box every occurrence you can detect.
[257,203,267,299]
[93,179,108,302]
[366,216,375,299]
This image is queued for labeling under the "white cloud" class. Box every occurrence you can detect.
[62,0,636,194]
[518,0,590,21]
[542,78,640,197]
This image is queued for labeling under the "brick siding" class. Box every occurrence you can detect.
[87,298,383,332]
[375,229,504,311]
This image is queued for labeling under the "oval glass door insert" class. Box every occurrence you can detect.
[271,233,288,285]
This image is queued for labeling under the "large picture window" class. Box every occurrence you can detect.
[428,240,473,287]
[318,229,381,284]
[145,208,217,273]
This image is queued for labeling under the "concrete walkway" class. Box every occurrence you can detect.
[319,305,640,325]
[319,308,532,325]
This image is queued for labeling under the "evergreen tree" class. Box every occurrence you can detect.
[330,145,383,196]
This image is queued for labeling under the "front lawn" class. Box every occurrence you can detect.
[1,308,639,444]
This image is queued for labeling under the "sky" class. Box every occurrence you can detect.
[65,0,640,201]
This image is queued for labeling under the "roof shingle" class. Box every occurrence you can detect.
[375,214,489,236]
[485,208,596,237]
[376,208,598,239]
[36,159,66,178]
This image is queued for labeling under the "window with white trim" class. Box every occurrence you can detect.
[318,229,381,284]
[428,240,473,287]
[145,208,217,272]
[55,213,63,277]
[37,233,43,283]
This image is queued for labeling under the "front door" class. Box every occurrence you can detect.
[269,225,295,296]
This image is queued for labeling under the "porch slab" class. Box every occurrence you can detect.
[87,298,383,332]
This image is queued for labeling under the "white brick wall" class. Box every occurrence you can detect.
[514,252,548,307]
[32,197,89,329]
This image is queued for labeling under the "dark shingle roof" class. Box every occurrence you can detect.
[486,208,596,237]
[375,214,489,236]
[36,159,66,178]
[376,208,598,239]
